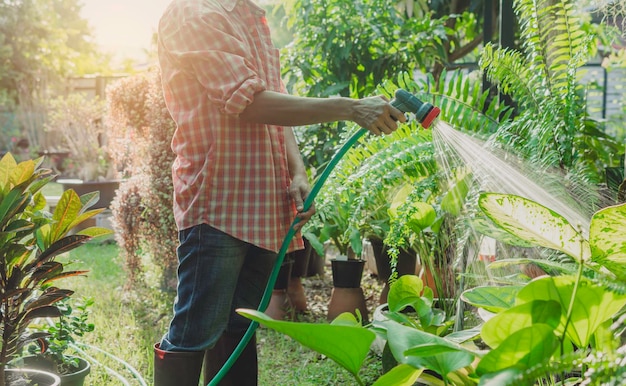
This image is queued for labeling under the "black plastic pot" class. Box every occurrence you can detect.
[331,259,365,288]
[306,248,325,277]
[273,259,293,290]
[288,239,312,278]
[370,238,417,281]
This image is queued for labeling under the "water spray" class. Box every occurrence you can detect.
[206,89,440,386]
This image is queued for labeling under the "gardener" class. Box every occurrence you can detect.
[154,0,406,385]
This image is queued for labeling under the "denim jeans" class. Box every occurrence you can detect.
[159,224,276,352]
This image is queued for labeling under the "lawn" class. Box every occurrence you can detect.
[54,239,384,385]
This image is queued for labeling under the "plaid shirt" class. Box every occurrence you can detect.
[158,0,302,253]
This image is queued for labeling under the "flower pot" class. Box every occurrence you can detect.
[327,259,368,323]
[289,239,312,278]
[265,260,295,320]
[20,356,91,386]
[57,179,121,210]
[330,259,365,288]
[284,241,311,313]
[58,358,90,386]
[305,248,325,277]
[5,368,61,386]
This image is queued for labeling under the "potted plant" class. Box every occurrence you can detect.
[239,192,626,385]
[304,177,369,322]
[18,297,94,386]
[0,153,113,385]
[45,93,120,209]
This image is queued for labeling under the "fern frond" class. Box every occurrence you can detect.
[480,44,544,111]
[505,350,588,385]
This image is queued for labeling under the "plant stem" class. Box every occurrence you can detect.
[559,231,586,385]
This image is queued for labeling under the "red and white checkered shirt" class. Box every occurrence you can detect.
[158,0,302,253]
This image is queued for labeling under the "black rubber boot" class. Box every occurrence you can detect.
[154,343,204,386]
[203,331,258,386]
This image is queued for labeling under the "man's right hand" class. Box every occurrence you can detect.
[351,95,406,136]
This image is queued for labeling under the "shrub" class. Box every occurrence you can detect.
[107,68,178,290]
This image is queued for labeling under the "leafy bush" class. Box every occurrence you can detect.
[107,68,178,289]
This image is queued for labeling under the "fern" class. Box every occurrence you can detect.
[478,0,619,183]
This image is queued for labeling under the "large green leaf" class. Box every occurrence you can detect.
[381,320,475,377]
[476,324,557,377]
[478,193,590,262]
[0,188,29,229]
[388,184,436,231]
[589,203,626,280]
[238,309,375,379]
[372,364,423,386]
[388,275,425,313]
[461,285,522,314]
[516,276,626,347]
[440,172,471,216]
[471,216,535,248]
[488,258,576,275]
[479,368,527,386]
[481,300,561,348]
[0,153,18,196]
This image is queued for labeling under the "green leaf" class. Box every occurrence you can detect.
[478,193,590,262]
[440,173,471,216]
[238,309,375,379]
[516,276,626,348]
[479,368,527,386]
[589,203,626,280]
[388,275,424,313]
[461,285,522,313]
[406,203,437,232]
[76,226,114,238]
[66,208,106,231]
[471,216,535,248]
[330,312,362,327]
[476,324,557,377]
[372,364,423,386]
[49,189,84,243]
[0,188,29,229]
[404,343,465,357]
[488,258,576,275]
[381,320,475,376]
[79,191,101,212]
[25,287,73,310]
[33,234,91,267]
[481,300,561,348]
[388,183,413,218]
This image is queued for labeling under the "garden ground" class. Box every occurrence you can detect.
[58,239,385,385]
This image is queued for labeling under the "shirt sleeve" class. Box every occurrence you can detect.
[158,9,266,116]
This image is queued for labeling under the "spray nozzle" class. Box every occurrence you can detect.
[390,89,441,129]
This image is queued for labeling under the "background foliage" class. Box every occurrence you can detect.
[107,68,178,290]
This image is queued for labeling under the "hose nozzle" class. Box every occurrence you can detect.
[390,89,441,129]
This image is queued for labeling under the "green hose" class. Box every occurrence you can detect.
[207,127,368,386]
[207,89,439,385]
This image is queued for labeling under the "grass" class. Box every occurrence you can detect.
[52,240,384,386]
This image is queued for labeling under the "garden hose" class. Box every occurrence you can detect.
[207,89,440,386]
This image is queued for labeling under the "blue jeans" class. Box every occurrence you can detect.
[160,224,276,352]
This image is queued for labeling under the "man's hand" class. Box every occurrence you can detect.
[351,95,406,136]
[288,173,316,231]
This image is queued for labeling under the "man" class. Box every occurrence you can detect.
[155,0,406,385]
